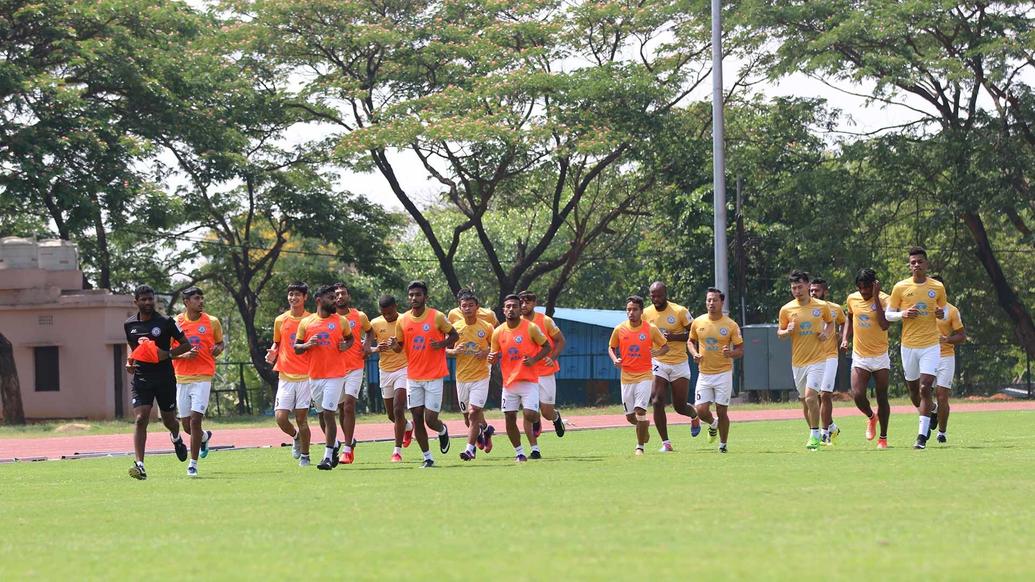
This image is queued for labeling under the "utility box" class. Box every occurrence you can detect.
[742,324,795,392]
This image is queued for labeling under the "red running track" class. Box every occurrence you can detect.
[2,400,1032,462]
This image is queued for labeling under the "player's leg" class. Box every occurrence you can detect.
[294,407,311,466]
[632,379,651,454]
[820,358,838,444]
[393,386,411,454]
[716,404,730,452]
[850,365,877,439]
[338,395,357,464]
[502,390,526,461]
[460,379,489,460]
[651,371,672,447]
[520,382,542,458]
[694,376,719,443]
[872,369,890,447]
[935,386,951,440]
[713,371,733,451]
[130,397,153,480]
[669,371,702,432]
[421,379,449,455]
[804,387,821,450]
[274,379,298,448]
[316,378,344,470]
[914,346,939,448]
[158,378,187,462]
[538,375,564,437]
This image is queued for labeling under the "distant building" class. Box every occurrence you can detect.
[0,237,134,420]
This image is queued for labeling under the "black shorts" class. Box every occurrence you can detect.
[131,374,177,412]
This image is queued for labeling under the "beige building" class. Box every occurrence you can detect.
[0,237,135,420]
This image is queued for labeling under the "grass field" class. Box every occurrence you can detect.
[2,410,1033,580]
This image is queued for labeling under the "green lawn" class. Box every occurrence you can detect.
[1,411,1032,580]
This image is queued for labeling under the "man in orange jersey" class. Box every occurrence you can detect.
[447,288,498,327]
[265,282,313,466]
[171,287,224,477]
[332,282,372,465]
[447,291,497,461]
[841,268,892,448]
[809,277,846,445]
[609,295,668,455]
[643,281,701,452]
[391,281,459,468]
[518,291,567,450]
[778,270,834,451]
[488,294,551,463]
[688,288,743,453]
[886,247,948,450]
[930,276,966,444]
[294,285,354,470]
[368,294,414,462]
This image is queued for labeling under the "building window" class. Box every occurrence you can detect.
[34,346,60,392]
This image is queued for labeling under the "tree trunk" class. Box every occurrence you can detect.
[0,333,27,425]
[231,293,278,391]
[961,211,1035,358]
[89,192,112,290]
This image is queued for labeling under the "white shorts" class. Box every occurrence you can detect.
[457,377,490,411]
[621,380,652,413]
[820,357,838,393]
[406,378,444,412]
[501,381,539,413]
[379,367,408,399]
[792,362,825,395]
[652,359,692,382]
[694,370,733,406]
[936,355,955,389]
[852,352,891,373]
[342,368,363,399]
[901,344,940,381]
[310,377,346,412]
[274,378,311,411]
[538,374,557,405]
[176,381,211,417]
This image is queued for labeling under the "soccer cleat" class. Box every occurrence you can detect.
[438,428,450,454]
[532,421,542,438]
[658,442,674,453]
[403,425,413,448]
[420,458,435,468]
[459,450,475,461]
[299,455,311,467]
[529,449,542,460]
[806,436,821,450]
[718,444,728,454]
[553,413,565,438]
[330,442,342,468]
[187,465,198,478]
[829,426,840,445]
[690,417,702,438]
[291,436,301,459]
[173,437,188,462]
[128,464,147,481]
[876,437,888,449]
[936,433,947,444]
[707,427,718,444]
[483,425,495,454]
[515,454,527,463]
[340,450,354,465]
[866,414,878,441]
[200,430,213,459]
[390,452,403,463]
[914,434,928,450]
[634,447,644,456]
[317,458,334,470]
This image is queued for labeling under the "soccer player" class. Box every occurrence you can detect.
[447,288,499,327]
[391,281,459,468]
[124,284,194,480]
[687,288,744,453]
[488,294,551,462]
[518,291,567,445]
[446,291,497,461]
[265,282,313,466]
[886,247,948,450]
[171,287,224,477]
[643,281,701,452]
[777,270,834,450]
[333,282,372,465]
[609,295,668,455]
[809,277,846,445]
[841,269,892,448]
[294,284,353,470]
[369,294,414,462]
[931,276,966,444]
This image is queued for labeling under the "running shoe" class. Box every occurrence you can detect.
[291,435,301,459]
[914,434,928,450]
[483,425,495,454]
[330,441,342,468]
[317,458,334,470]
[529,449,542,460]
[515,454,527,463]
[634,447,644,456]
[200,431,213,459]
[299,455,311,467]
[403,424,413,448]
[876,437,888,449]
[690,417,701,438]
[553,413,565,437]
[438,427,450,454]
[420,458,435,468]
[173,437,188,462]
[707,427,718,444]
[390,452,402,463]
[187,465,198,478]
[340,450,354,465]
[459,450,475,461]
[866,414,878,441]
[718,444,728,454]
[936,433,947,444]
[806,436,821,450]
[829,426,841,445]
[658,442,674,453]
[128,464,147,481]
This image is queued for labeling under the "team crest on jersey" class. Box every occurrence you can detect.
[151,327,161,337]
[198,325,207,334]
[811,309,821,317]
[477,330,486,338]
[422,323,431,332]
[328,323,336,330]
[638,333,647,341]
[515,335,524,343]
[928,290,936,298]
[667,315,676,324]
[720,327,728,336]
[349,320,356,329]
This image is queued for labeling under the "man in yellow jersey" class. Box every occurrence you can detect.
[886,247,948,450]
[688,288,744,453]
[609,295,669,455]
[841,269,892,448]
[643,281,701,452]
[931,276,966,444]
[446,291,497,461]
[265,282,313,466]
[518,291,567,448]
[809,277,846,445]
[368,294,414,462]
[778,270,834,450]
[447,288,499,327]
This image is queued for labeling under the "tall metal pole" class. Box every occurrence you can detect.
[711,0,728,301]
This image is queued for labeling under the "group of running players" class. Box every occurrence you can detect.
[121,246,964,479]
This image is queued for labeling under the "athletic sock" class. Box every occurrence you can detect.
[919,415,932,437]
[342,445,352,454]
[515,445,525,457]
[393,446,402,455]
[810,428,820,439]
[531,445,541,453]
[662,439,671,446]
[636,443,645,449]
[188,459,197,469]
[202,430,210,443]
[170,433,182,443]
[422,451,433,461]
[465,444,476,454]
[938,431,946,438]
[822,429,829,439]
[710,419,719,429]
[405,420,413,431]
[829,422,838,434]
[720,442,727,447]
[135,460,145,469]
[324,446,335,461]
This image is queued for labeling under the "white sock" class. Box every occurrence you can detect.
[810,428,820,439]
[719,442,727,447]
[828,422,838,433]
[393,446,402,455]
[201,430,210,443]
[422,450,433,461]
[465,444,476,454]
[438,425,448,436]
[135,460,145,468]
[636,443,644,449]
[531,445,540,453]
[919,415,932,436]
[342,445,352,454]
[300,453,310,459]
[710,419,719,429]
[324,446,335,461]
[170,433,182,443]
[938,431,946,437]
[822,428,829,438]
[515,445,525,456]
[189,459,197,469]
[405,420,413,431]
[662,439,671,446]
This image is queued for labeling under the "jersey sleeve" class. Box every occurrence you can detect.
[608,325,620,348]
[936,285,947,309]
[295,318,310,343]
[544,316,561,338]
[528,323,548,345]
[360,312,372,332]
[689,318,699,341]
[650,324,667,347]
[778,307,789,330]
[844,296,854,316]
[678,308,692,329]
[490,327,502,351]
[822,303,834,324]
[889,284,903,310]
[487,310,499,327]
[210,317,223,343]
[951,307,964,331]
[272,315,284,343]
[435,311,454,334]
[731,322,744,346]
[395,316,407,345]
[835,306,846,325]
[168,317,188,342]
[447,308,460,323]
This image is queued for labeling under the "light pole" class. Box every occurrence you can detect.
[711,0,728,302]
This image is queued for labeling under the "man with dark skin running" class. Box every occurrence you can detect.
[642,282,700,452]
[841,268,892,448]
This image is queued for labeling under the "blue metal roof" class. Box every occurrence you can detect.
[535,306,626,329]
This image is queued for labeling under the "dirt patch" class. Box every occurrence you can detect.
[53,423,92,433]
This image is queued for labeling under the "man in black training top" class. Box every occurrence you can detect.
[124,284,193,480]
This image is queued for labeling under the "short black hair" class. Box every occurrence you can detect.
[503,293,521,304]
[333,281,349,293]
[788,270,810,284]
[626,295,644,309]
[517,290,537,301]
[706,287,725,301]
[855,268,877,285]
[287,281,309,295]
[908,246,927,258]
[181,286,203,299]
[810,278,828,289]
[134,284,155,299]
[407,280,428,294]
[314,284,336,298]
[378,294,396,309]
[457,291,479,304]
